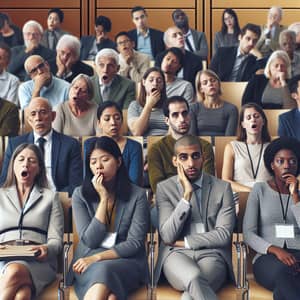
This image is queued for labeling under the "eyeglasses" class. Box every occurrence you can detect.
[117,39,131,46]
[28,62,46,75]
[24,32,41,38]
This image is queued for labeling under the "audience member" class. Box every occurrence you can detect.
[222,103,272,194]
[0,143,64,299]
[53,74,99,136]
[213,8,241,55]
[243,137,300,300]
[80,15,116,61]
[127,67,168,138]
[84,101,143,186]
[54,34,93,82]
[191,70,238,137]
[160,47,194,103]
[210,23,261,81]
[70,136,149,299]
[278,74,300,140]
[0,12,23,48]
[172,9,208,59]
[115,31,150,83]
[279,30,300,76]
[0,42,19,105]
[156,26,202,89]
[0,96,19,136]
[0,97,83,195]
[242,50,295,109]
[288,22,300,52]
[155,134,235,300]
[128,6,165,59]
[8,20,56,81]
[255,6,285,57]
[19,55,69,109]
[41,8,67,51]
[148,96,215,194]
[91,48,135,109]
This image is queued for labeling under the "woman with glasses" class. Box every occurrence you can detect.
[52,74,100,136]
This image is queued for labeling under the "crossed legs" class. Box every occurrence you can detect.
[84,283,117,300]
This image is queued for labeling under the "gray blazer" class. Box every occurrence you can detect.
[154,173,235,282]
[0,185,64,259]
[190,29,208,59]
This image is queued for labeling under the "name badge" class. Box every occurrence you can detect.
[191,223,205,234]
[101,232,117,248]
[275,224,295,239]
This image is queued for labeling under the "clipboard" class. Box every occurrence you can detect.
[0,245,41,260]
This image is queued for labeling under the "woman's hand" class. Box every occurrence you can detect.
[283,173,300,203]
[73,255,99,274]
[92,174,109,201]
[145,89,161,109]
[30,244,48,261]
[277,72,287,87]
[268,245,297,266]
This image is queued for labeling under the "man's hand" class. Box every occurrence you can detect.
[178,163,193,201]
[33,73,51,91]
[25,40,39,54]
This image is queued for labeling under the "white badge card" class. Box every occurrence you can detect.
[101,232,117,248]
[193,223,205,234]
[275,224,295,239]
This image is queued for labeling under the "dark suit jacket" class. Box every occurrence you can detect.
[0,24,23,48]
[127,28,165,59]
[80,36,116,60]
[8,44,56,81]
[155,49,202,89]
[210,46,258,82]
[53,60,94,83]
[90,74,135,109]
[190,29,208,59]
[278,109,300,140]
[0,130,83,195]
[41,29,68,50]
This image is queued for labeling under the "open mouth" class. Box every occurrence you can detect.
[151,88,157,93]
[251,124,257,129]
[21,171,28,178]
[102,75,108,81]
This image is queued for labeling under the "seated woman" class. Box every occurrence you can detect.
[242,50,296,109]
[0,143,64,299]
[71,136,149,300]
[84,101,143,186]
[191,69,238,137]
[127,67,168,140]
[243,137,300,300]
[53,74,100,136]
[222,103,272,193]
[213,8,241,55]
[0,13,23,48]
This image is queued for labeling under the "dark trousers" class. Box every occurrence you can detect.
[253,249,300,300]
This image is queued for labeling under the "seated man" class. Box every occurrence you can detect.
[155,26,202,89]
[210,23,261,82]
[172,9,208,60]
[155,135,235,300]
[0,97,19,136]
[278,74,300,140]
[0,42,19,105]
[8,20,56,81]
[18,55,69,109]
[0,97,82,195]
[54,34,94,82]
[90,48,136,109]
[41,8,68,50]
[116,31,151,83]
[148,95,214,194]
[80,15,116,61]
[128,6,165,59]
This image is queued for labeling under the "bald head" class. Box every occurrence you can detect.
[24,55,50,80]
[164,26,185,49]
[174,135,202,155]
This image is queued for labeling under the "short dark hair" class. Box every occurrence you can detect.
[115,31,132,43]
[131,6,146,16]
[0,13,10,29]
[264,137,300,176]
[97,101,123,121]
[163,96,189,117]
[240,23,261,39]
[161,47,184,69]
[288,75,300,94]
[95,15,112,32]
[48,8,64,23]
[221,8,241,37]
[174,134,202,155]
[0,42,11,61]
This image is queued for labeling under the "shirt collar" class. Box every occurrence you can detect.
[33,129,53,143]
[0,71,8,80]
[137,28,149,37]
[184,29,192,38]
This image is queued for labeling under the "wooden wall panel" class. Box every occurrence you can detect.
[0,0,80,8]
[98,9,196,40]
[212,0,300,8]
[99,0,195,8]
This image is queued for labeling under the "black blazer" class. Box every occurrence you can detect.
[127,28,165,59]
[210,46,258,82]
[155,49,202,89]
[0,130,83,195]
[0,24,23,48]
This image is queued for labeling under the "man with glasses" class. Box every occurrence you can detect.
[8,20,56,81]
[115,31,150,83]
[18,55,69,109]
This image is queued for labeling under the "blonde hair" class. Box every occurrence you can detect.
[264,50,291,79]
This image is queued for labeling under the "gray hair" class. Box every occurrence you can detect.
[23,20,43,34]
[279,29,296,46]
[71,73,94,101]
[264,50,291,79]
[95,48,119,66]
[24,54,45,73]
[269,6,283,19]
[56,34,81,60]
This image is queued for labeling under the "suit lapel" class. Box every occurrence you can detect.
[109,76,120,101]
[23,185,43,213]
[201,173,212,226]
[51,131,60,183]
[113,198,126,233]
[6,186,22,212]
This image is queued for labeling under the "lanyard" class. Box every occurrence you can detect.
[245,142,264,180]
[275,180,290,223]
[106,201,116,226]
